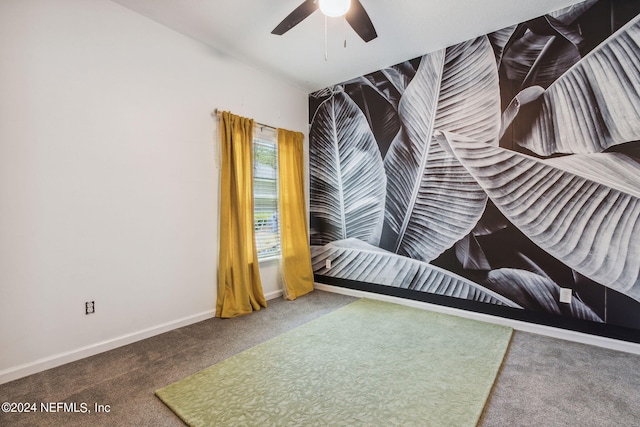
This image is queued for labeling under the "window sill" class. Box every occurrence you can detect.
[258,255,281,266]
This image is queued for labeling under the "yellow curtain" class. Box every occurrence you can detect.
[216,111,267,318]
[277,128,314,300]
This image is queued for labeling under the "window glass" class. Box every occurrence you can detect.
[253,128,280,259]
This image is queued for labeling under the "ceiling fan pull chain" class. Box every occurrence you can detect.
[324,14,328,61]
[344,16,347,48]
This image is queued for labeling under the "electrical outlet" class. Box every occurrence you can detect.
[85,301,95,315]
[325,259,332,269]
[559,288,572,304]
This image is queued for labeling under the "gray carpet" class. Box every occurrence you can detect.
[1,290,639,426]
[480,332,640,427]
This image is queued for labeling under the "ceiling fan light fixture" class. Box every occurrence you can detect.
[319,0,351,17]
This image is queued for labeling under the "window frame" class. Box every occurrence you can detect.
[252,126,281,262]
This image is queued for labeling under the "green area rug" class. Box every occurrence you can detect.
[156,299,512,426]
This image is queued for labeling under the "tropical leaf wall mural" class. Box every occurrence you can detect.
[508,13,640,155]
[311,239,519,307]
[381,36,501,262]
[309,87,387,246]
[437,130,640,298]
[308,0,640,339]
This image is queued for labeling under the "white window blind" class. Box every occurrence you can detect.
[253,128,280,260]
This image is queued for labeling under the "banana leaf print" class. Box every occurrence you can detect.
[487,24,519,67]
[343,61,419,111]
[309,87,387,246]
[548,1,599,24]
[483,268,603,322]
[381,35,501,262]
[499,85,545,141]
[438,130,640,301]
[308,0,640,331]
[491,3,595,110]
[501,15,584,86]
[341,61,420,157]
[513,13,640,155]
[312,239,519,307]
[454,202,510,271]
[488,2,595,69]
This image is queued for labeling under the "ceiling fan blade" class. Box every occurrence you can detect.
[271,0,319,35]
[345,0,377,42]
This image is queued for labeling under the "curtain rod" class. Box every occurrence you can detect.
[213,109,277,131]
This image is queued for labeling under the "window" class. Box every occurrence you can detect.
[253,127,280,260]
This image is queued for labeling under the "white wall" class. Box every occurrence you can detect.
[0,0,308,383]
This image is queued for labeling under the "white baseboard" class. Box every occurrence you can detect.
[0,309,215,385]
[264,289,283,301]
[315,282,640,355]
[1,290,285,385]
[6,283,634,385]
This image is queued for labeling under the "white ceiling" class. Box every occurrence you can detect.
[111,0,583,92]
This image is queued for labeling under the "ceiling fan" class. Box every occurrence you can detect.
[271,0,378,43]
